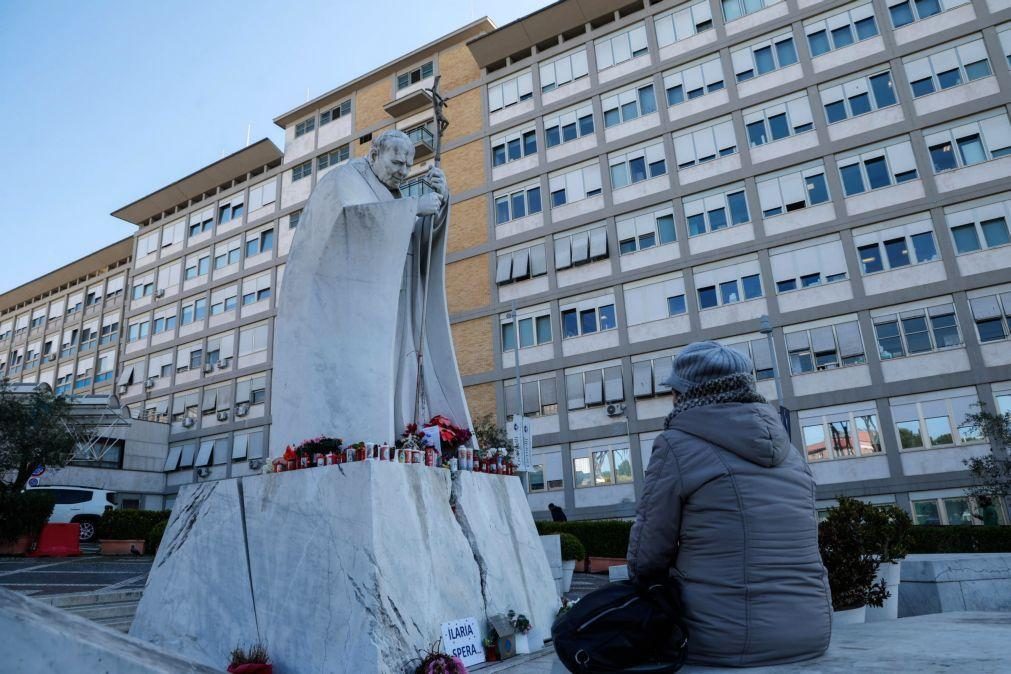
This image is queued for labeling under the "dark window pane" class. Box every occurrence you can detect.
[579,114,594,135]
[957,134,986,166]
[621,101,638,121]
[890,2,914,27]
[854,17,877,40]
[667,295,686,315]
[511,192,526,219]
[768,113,790,140]
[754,46,775,75]
[747,120,768,146]
[728,191,749,224]
[777,279,797,293]
[629,156,648,183]
[831,25,854,50]
[638,232,656,249]
[977,318,1007,342]
[902,316,932,353]
[736,69,755,82]
[981,218,1010,248]
[806,173,829,204]
[708,207,728,230]
[825,100,847,123]
[638,86,657,115]
[775,38,798,66]
[688,214,707,236]
[864,156,890,189]
[580,309,597,334]
[911,232,938,262]
[720,280,740,304]
[562,310,579,338]
[884,237,911,268]
[808,30,830,57]
[598,305,616,330]
[870,72,896,107]
[507,138,522,161]
[859,244,884,273]
[657,214,676,243]
[914,0,941,19]
[951,224,981,253]
[910,77,935,97]
[523,130,537,155]
[936,68,962,90]
[493,145,506,166]
[698,286,718,309]
[742,274,763,299]
[929,142,957,172]
[551,189,566,207]
[667,85,685,105]
[849,92,871,116]
[604,108,621,127]
[965,60,991,81]
[562,123,577,142]
[800,273,821,287]
[620,238,637,255]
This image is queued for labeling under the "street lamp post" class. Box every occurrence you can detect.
[759,314,784,404]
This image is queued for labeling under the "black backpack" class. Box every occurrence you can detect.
[552,580,688,673]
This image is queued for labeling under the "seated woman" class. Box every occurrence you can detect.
[627,341,831,667]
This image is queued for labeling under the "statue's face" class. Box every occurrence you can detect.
[370,140,414,190]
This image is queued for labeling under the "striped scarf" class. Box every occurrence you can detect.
[664,373,767,430]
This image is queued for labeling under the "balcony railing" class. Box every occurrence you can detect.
[405,125,435,160]
[400,178,433,199]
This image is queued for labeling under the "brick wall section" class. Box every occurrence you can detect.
[446,254,490,314]
[443,88,483,143]
[451,316,494,376]
[355,79,391,133]
[464,383,497,423]
[448,196,488,253]
[439,43,481,92]
[441,141,485,193]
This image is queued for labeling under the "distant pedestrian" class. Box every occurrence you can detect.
[548,503,567,522]
[627,340,831,667]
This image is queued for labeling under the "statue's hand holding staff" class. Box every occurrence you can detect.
[417,167,448,217]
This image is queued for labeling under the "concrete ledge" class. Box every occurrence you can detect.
[899,554,1011,617]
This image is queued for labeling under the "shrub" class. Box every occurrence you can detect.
[818,497,889,611]
[97,510,170,541]
[862,504,913,563]
[907,525,1011,553]
[559,533,586,562]
[147,519,168,555]
[536,520,632,559]
[0,490,55,543]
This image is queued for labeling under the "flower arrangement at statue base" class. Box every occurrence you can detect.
[264,417,519,477]
[408,641,468,674]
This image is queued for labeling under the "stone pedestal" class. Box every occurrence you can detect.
[131,462,559,673]
[898,553,1011,617]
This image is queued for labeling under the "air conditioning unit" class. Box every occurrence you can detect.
[235,403,250,418]
[155,289,165,298]
[216,360,228,369]
[216,410,229,421]
[118,384,128,395]
[47,354,56,362]
[606,403,626,417]
[203,363,214,374]
[182,417,195,428]
[144,378,156,389]
[196,466,210,478]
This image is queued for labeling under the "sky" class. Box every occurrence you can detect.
[0,0,551,294]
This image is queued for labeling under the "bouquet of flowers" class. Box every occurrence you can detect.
[426,415,473,462]
[507,610,532,635]
[409,641,468,674]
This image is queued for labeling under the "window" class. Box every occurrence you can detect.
[209,286,238,315]
[561,301,617,338]
[241,273,272,306]
[127,320,149,342]
[888,0,968,28]
[494,184,542,224]
[609,141,667,188]
[654,1,714,48]
[319,100,350,125]
[292,160,313,183]
[854,219,939,273]
[99,321,119,345]
[838,139,919,195]
[724,338,776,380]
[663,56,725,106]
[288,210,301,230]
[946,199,1011,255]
[906,38,992,98]
[912,494,1004,526]
[873,302,961,358]
[216,199,243,226]
[184,252,211,281]
[731,32,798,82]
[213,238,242,270]
[245,229,274,258]
[891,392,983,452]
[695,259,763,309]
[491,126,537,167]
[744,94,814,147]
[684,186,750,236]
[801,407,882,461]
[294,116,315,138]
[504,377,558,418]
[673,118,736,168]
[555,226,609,269]
[805,4,878,58]
[757,164,830,218]
[317,144,350,170]
[131,279,154,300]
[501,312,552,351]
[152,311,177,334]
[617,205,677,255]
[925,111,1011,173]
[633,354,675,397]
[722,0,781,22]
[565,365,624,410]
[821,71,897,124]
[549,164,603,207]
[786,321,866,374]
[544,103,594,148]
[496,244,548,284]
[180,298,208,325]
[397,60,433,90]
[771,238,848,293]
[602,83,658,128]
[539,48,589,93]
[595,23,649,70]
[968,292,1011,343]
[488,71,534,113]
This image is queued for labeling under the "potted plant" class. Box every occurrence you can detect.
[0,490,54,555]
[863,504,912,622]
[227,642,271,674]
[97,510,170,556]
[409,641,468,673]
[818,497,889,624]
[482,627,499,662]
[559,533,585,593]
[507,610,533,654]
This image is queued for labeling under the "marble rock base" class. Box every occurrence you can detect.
[131,462,560,674]
[898,553,1011,618]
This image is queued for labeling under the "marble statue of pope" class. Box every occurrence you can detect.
[270,130,473,453]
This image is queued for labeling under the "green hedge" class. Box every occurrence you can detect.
[560,532,586,561]
[147,519,168,555]
[907,526,1011,553]
[97,510,171,544]
[0,490,55,543]
[538,519,1011,560]
[536,520,633,559]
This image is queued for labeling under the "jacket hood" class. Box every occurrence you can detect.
[668,402,791,467]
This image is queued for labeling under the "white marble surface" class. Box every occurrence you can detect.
[133,462,559,674]
[540,534,563,595]
[898,553,1011,618]
[2,586,219,673]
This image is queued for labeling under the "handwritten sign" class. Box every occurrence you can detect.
[441,617,485,667]
[422,425,442,451]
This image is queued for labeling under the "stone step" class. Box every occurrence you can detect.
[64,600,139,621]
[40,589,144,609]
[95,615,135,633]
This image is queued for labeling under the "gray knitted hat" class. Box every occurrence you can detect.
[664,341,754,392]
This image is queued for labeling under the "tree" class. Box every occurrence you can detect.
[960,402,1011,521]
[0,380,83,493]
[472,414,512,452]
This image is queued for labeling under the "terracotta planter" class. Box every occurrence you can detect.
[586,556,627,573]
[833,605,866,625]
[483,645,499,662]
[0,535,33,556]
[227,664,273,674]
[99,539,145,556]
